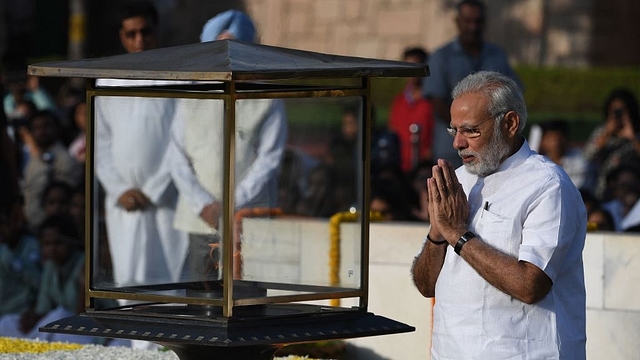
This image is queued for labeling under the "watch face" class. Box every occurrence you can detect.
[455,232,473,255]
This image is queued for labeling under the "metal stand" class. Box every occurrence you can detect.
[162,344,278,360]
[40,304,414,360]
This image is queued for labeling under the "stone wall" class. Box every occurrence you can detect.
[242,217,640,359]
[78,0,635,67]
[244,0,595,66]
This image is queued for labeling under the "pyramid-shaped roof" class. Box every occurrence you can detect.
[28,39,428,81]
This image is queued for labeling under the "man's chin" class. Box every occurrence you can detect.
[462,162,478,174]
[463,161,497,177]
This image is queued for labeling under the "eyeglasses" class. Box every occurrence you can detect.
[447,112,506,139]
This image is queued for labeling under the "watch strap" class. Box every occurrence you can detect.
[454,231,475,255]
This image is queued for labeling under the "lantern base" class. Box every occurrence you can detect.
[40,304,413,360]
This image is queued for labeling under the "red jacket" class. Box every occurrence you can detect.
[388,85,434,173]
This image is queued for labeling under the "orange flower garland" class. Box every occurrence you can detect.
[329,211,383,306]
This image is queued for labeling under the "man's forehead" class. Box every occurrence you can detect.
[121,16,154,29]
[451,93,489,121]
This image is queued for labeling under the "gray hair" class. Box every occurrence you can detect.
[452,71,527,133]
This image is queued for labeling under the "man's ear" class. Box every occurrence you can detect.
[503,111,520,137]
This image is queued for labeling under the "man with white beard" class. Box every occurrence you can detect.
[411,71,587,359]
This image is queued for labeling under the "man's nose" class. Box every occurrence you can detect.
[452,133,468,150]
[134,33,145,46]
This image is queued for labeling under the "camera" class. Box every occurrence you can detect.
[614,108,624,121]
[8,117,29,129]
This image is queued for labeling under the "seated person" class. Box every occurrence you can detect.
[409,159,436,221]
[538,119,588,190]
[0,206,41,317]
[294,163,339,218]
[588,207,615,232]
[601,166,640,231]
[0,214,92,344]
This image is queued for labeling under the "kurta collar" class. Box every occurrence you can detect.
[494,138,531,174]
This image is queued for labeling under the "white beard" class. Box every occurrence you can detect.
[459,123,511,177]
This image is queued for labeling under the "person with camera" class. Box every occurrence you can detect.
[21,110,82,233]
[583,88,640,200]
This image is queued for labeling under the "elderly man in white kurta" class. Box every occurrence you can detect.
[168,10,287,281]
[95,79,188,286]
[169,95,287,280]
[412,71,587,359]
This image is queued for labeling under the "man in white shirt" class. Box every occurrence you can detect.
[95,1,187,286]
[422,0,522,168]
[168,10,287,280]
[412,71,587,359]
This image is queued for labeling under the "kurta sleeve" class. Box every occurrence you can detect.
[139,99,176,205]
[94,97,132,203]
[518,175,585,282]
[168,105,216,214]
[235,100,288,209]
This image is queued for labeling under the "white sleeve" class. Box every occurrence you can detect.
[94,97,130,203]
[235,100,288,209]
[168,103,216,214]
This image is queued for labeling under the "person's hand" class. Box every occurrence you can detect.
[200,201,222,229]
[603,115,621,137]
[117,189,151,211]
[17,127,41,158]
[427,159,469,244]
[25,76,40,91]
[619,116,636,141]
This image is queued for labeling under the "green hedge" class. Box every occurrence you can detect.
[516,65,640,115]
[371,66,640,142]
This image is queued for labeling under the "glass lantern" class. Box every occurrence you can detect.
[29,40,427,359]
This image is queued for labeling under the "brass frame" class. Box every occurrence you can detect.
[84,79,371,317]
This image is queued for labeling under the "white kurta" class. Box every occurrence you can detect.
[169,98,288,234]
[432,141,587,360]
[94,79,188,286]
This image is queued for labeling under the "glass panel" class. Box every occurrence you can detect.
[91,95,224,293]
[236,97,363,295]
[90,91,364,305]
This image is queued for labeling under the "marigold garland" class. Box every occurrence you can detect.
[329,211,383,306]
[233,208,382,307]
[0,337,316,359]
[0,337,83,353]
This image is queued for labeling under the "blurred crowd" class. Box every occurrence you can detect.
[292,78,640,233]
[0,67,103,343]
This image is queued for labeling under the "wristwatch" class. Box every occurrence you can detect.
[454,231,475,255]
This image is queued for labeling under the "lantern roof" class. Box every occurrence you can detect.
[28,39,428,81]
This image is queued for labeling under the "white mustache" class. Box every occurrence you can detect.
[458,150,477,158]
